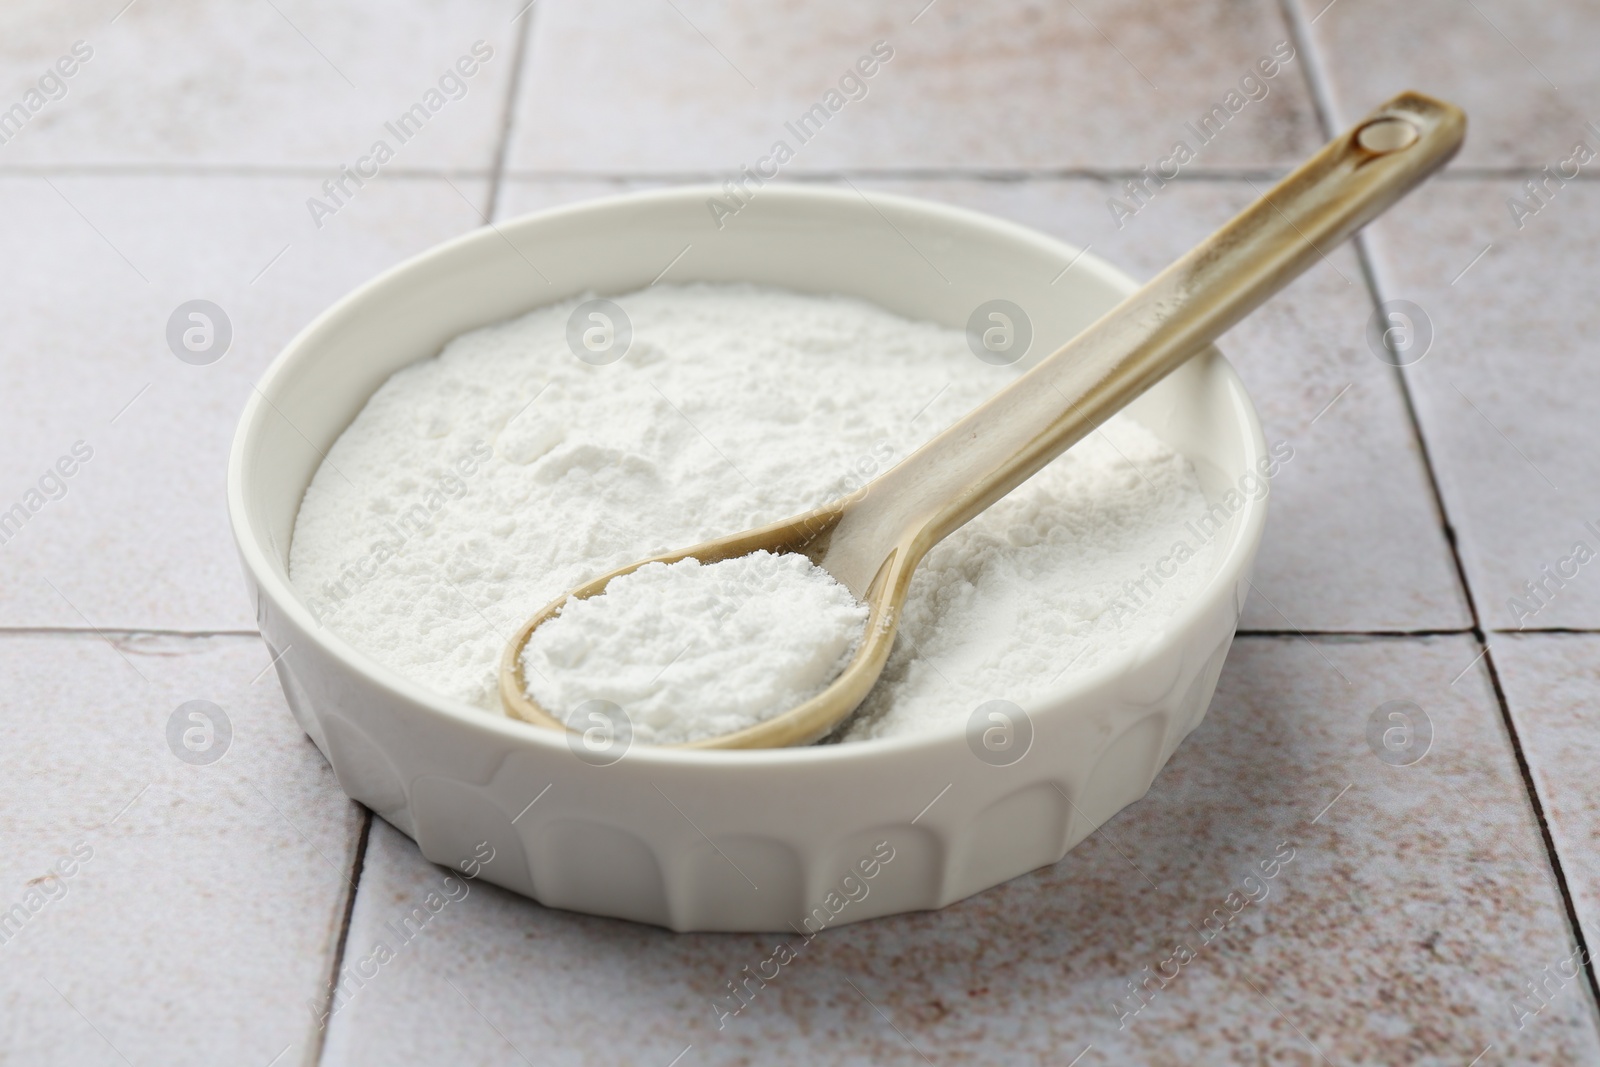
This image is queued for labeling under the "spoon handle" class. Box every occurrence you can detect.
[822,91,1464,596]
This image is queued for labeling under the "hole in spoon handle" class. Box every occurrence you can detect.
[1355,117,1421,153]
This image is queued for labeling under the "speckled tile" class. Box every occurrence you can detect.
[0,634,363,1066]
[1362,178,1600,630]
[317,636,1596,1065]
[0,174,488,631]
[0,0,521,168]
[504,0,1321,175]
[496,175,1471,632]
[1490,635,1600,967]
[2,4,1592,1066]
[1291,0,1600,168]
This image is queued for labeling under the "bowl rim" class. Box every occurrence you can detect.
[227,182,1268,769]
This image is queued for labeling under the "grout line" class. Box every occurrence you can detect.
[501,165,1300,183]
[1421,166,1600,180]
[0,162,1588,183]
[1285,0,1600,1012]
[1479,642,1600,1019]
[1277,0,1344,135]
[0,164,498,180]
[309,807,372,1067]
[1236,627,1473,639]
[0,626,259,640]
[1280,0,1600,1011]
[1353,184,1600,1044]
[483,0,537,222]
[1355,232,1484,634]
[29,624,1600,641]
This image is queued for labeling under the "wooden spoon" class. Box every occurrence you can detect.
[501,91,1465,749]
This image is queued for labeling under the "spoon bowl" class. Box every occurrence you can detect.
[502,90,1466,749]
[500,503,862,748]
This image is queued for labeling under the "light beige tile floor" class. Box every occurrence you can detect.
[504,0,1321,175]
[319,638,1597,1065]
[1364,179,1600,631]
[0,0,524,168]
[0,635,363,1067]
[3,1,1598,1064]
[0,174,488,631]
[1492,635,1600,963]
[1292,0,1600,169]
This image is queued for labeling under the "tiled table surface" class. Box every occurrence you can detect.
[2,1,1597,1064]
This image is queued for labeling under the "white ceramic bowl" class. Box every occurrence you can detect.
[228,186,1267,932]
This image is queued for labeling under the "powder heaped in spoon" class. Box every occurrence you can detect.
[520,550,869,746]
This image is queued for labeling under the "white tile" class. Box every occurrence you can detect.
[0,174,489,631]
[1293,0,1600,168]
[1492,634,1600,969]
[1364,178,1600,630]
[0,0,522,168]
[505,0,1321,174]
[319,636,1597,1065]
[0,634,363,1066]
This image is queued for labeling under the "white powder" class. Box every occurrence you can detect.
[288,283,1216,743]
[520,551,868,746]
